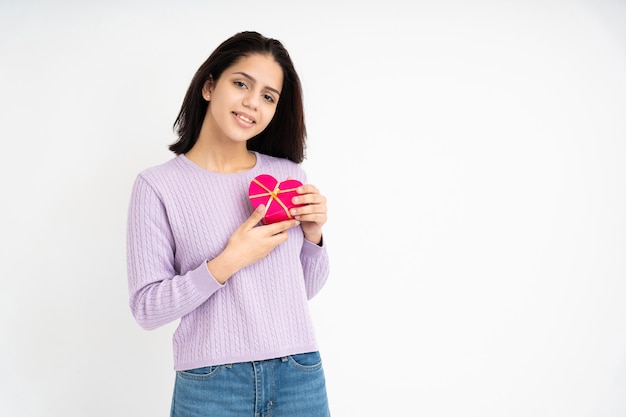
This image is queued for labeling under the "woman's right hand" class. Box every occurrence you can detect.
[206,204,300,284]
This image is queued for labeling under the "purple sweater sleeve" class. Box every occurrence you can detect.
[301,239,330,299]
[126,175,224,330]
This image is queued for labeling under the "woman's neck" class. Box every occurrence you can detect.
[185,140,256,173]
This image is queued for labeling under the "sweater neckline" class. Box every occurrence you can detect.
[178,152,262,177]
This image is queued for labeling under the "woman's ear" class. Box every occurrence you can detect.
[202,77,214,101]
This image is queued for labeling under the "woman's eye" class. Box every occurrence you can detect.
[263,94,275,103]
[234,81,247,89]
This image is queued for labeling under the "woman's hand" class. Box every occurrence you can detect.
[207,204,300,283]
[290,184,327,245]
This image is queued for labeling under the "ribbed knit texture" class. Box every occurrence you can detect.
[126,152,329,370]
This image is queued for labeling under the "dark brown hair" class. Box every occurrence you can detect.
[170,31,306,163]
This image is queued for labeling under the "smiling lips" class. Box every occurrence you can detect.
[234,111,255,125]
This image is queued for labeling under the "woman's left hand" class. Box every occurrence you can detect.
[290,184,327,245]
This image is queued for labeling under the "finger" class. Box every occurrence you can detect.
[296,184,319,195]
[291,203,327,220]
[294,210,326,222]
[263,219,300,236]
[243,204,266,229]
[292,193,326,206]
[268,228,291,244]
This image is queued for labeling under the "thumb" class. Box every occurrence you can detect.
[245,204,266,227]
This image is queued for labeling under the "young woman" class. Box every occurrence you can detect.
[126,31,331,416]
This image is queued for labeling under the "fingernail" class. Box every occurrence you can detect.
[290,208,297,215]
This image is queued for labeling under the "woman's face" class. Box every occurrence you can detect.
[203,53,283,144]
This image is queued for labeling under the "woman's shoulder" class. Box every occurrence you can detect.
[141,154,188,173]
[134,155,189,185]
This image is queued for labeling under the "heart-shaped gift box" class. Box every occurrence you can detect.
[248,174,305,224]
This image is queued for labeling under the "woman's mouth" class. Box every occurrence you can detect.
[233,112,255,124]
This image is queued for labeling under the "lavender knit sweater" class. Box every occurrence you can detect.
[126,152,330,370]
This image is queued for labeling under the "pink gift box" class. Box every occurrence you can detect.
[248,174,305,224]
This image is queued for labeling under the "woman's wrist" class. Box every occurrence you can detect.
[206,249,241,284]
[304,231,323,246]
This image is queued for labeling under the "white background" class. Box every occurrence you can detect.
[1,0,625,416]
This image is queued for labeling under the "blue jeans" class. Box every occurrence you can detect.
[170,351,330,417]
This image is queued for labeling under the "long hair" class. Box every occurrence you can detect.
[169,31,306,163]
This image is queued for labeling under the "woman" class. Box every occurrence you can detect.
[126,31,331,416]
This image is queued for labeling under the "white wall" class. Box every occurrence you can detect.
[1,0,625,416]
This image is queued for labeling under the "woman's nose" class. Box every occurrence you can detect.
[243,91,259,110]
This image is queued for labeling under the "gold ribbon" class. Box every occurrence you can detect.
[250,178,299,219]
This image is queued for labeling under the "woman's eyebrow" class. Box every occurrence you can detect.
[232,71,281,96]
